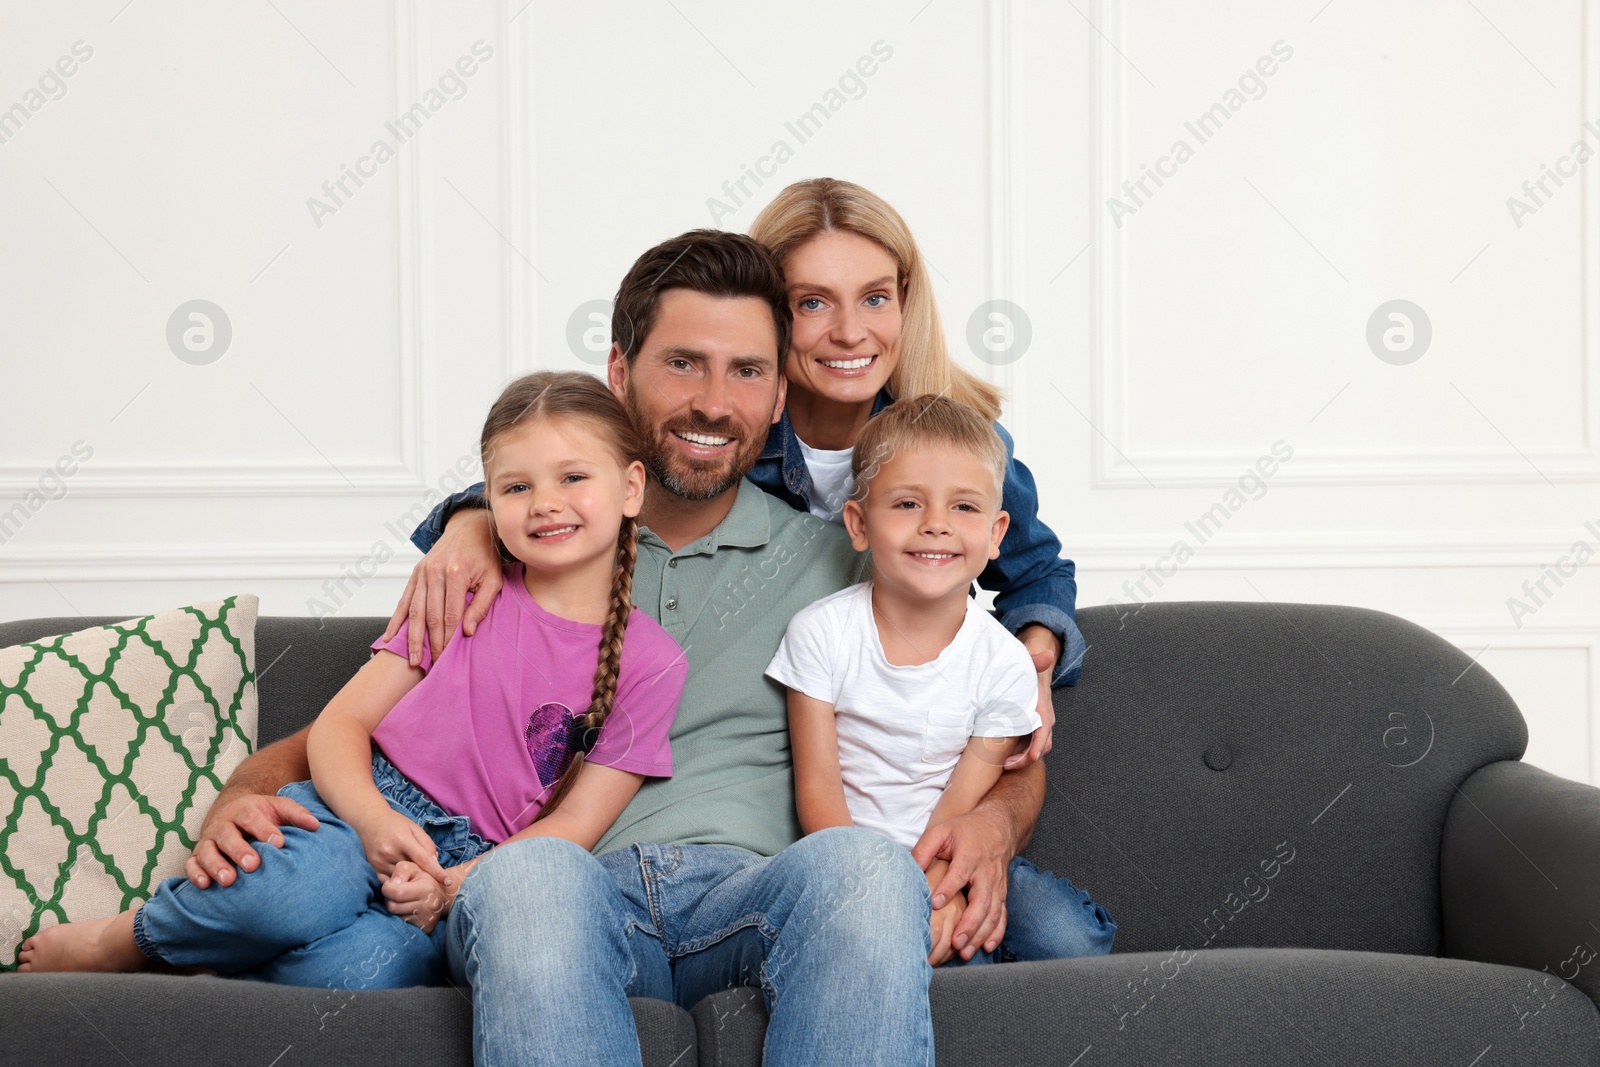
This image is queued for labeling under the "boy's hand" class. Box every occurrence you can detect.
[914,809,1013,959]
[1009,625,1060,770]
[357,809,453,885]
[929,888,969,966]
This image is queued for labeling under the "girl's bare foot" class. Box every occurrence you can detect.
[17,910,148,973]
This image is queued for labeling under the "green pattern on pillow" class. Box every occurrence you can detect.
[0,595,258,969]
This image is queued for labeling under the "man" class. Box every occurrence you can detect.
[186,230,1057,1065]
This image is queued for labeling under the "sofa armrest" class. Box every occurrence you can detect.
[1441,760,1600,1006]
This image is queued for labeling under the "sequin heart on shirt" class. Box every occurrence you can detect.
[524,701,591,790]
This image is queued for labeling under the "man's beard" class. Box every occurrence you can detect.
[645,450,743,502]
[625,382,762,502]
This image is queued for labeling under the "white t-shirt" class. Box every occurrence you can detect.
[796,435,855,523]
[764,581,1042,849]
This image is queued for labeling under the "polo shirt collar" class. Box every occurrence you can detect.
[713,478,773,549]
[639,477,772,555]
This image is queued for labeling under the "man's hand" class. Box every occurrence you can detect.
[184,793,321,889]
[381,508,502,667]
[1010,624,1060,770]
[356,809,454,885]
[912,805,1016,960]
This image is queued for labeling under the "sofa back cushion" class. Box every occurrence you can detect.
[251,618,389,745]
[1032,602,1527,958]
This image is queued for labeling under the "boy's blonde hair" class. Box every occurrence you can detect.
[850,394,1007,502]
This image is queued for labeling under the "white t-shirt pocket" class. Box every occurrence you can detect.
[921,707,973,763]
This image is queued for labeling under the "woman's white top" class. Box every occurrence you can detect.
[796,435,855,523]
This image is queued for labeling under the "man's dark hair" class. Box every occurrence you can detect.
[612,229,791,372]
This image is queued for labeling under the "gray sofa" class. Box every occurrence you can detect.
[3,602,1598,1065]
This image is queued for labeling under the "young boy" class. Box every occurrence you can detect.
[765,395,1115,966]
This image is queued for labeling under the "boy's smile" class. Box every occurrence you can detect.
[842,445,1009,605]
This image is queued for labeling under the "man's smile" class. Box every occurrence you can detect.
[673,429,734,449]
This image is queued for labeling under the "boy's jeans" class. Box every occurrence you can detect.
[446,826,935,1067]
[943,855,1116,966]
[133,753,491,989]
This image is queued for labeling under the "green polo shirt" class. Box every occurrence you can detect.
[594,478,870,858]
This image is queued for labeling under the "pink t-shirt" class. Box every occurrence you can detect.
[369,562,686,842]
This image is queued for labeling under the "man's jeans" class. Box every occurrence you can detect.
[446,826,934,1066]
[133,753,492,989]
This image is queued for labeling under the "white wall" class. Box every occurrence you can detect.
[2,1,1596,781]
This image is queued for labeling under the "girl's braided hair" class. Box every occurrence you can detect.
[478,370,648,819]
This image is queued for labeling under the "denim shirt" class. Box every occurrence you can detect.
[411,394,1085,688]
[748,389,1084,687]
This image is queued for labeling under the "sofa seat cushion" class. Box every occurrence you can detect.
[0,973,696,1067]
[691,948,1600,1066]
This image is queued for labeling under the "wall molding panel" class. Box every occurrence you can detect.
[1087,0,1600,489]
[0,2,438,499]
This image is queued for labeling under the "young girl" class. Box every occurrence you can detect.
[18,371,688,988]
[747,178,1085,697]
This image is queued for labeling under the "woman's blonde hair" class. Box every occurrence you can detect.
[748,177,1002,422]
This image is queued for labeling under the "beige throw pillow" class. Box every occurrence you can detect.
[0,595,258,968]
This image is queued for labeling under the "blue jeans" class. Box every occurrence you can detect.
[445,826,934,1066]
[132,753,492,990]
[943,855,1116,966]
